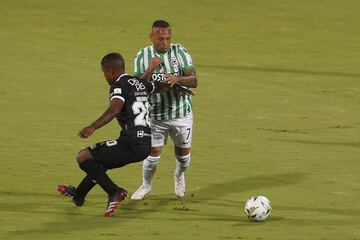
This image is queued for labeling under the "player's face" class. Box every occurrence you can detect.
[150,27,171,53]
[101,66,115,85]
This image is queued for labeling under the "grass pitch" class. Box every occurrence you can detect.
[1,0,360,239]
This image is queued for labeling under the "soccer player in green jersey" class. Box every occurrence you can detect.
[131,20,198,199]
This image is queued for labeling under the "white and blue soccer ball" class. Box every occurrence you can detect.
[244,196,272,221]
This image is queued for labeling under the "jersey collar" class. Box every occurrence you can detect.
[153,46,171,55]
[116,73,129,82]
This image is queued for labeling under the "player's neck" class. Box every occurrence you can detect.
[153,46,170,55]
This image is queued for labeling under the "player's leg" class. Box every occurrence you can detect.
[58,170,104,206]
[57,149,96,206]
[174,147,191,198]
[74,175,97,203]
[131,147,161,200]
[57,184,86,206]
[144,150,161,188]
[78,142,128,217]
[76,148,122,196]
[131,120,168,200]
[170,113,193,197]
[87,138,150,216]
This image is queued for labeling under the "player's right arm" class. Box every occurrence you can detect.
[139,56,162,81]
[136,55,171,92]
[78,83,126,138]
[141,77,170,93]
[135,53,194,95]
[78,99,123,138]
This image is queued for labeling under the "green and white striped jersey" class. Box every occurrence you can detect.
[134,43,195,120]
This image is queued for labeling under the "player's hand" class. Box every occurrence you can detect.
[178,86,196,96]
[165,74,180,87]
[78,126,95,138]
[149,57,162,71]
[155,82,171,92]
[173,85,196,98]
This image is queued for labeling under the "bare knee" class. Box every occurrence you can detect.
[150,147,162,157]
[175,147,191,156]
[76,148,93,164]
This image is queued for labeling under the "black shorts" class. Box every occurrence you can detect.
[87,137,151,169]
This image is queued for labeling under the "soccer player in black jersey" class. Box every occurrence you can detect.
[57,52,165,217]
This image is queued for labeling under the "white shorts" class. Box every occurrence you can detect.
[150,112,193,148]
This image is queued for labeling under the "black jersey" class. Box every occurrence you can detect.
[109,74,155,142]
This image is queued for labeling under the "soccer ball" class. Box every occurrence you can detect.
[244,196,272,221]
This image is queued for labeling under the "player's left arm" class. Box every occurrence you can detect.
[139,57,162,81]
[166,44,197,89]
[78,99,124,138]
[165,69,197,96]
[165,68,197,88]
[143,79,171,93]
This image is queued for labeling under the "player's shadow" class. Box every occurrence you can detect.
[188,172,306,201]
[117,171,306,224]
[3,172,306,238]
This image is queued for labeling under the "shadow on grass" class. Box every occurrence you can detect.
[2,172,307,238]
[191,172,306,200]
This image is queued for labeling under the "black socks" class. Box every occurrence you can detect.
[79,159,118,195]
[76,175,96,199]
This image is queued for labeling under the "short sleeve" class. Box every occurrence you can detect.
[176,44,195,70]
[143,80,155,93]
[109,84,125,102]
[134,49,144,77]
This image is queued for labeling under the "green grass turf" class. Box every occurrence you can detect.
[1,0,360,239]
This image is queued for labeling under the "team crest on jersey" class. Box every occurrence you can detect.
[181,47,188,53]
[171,57,179,67]
[113,88,122,94]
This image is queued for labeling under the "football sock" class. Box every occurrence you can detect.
[175,154,191,177]
[76,175,97,198]
[79,159,118,195]
[143,156,160,186]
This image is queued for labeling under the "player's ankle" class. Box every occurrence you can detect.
[142,183,152,189]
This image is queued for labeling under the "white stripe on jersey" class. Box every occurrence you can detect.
[110,95,125,102]
[163,51,171,72]
[134,44,194,120]
[175,46,185,69]
[169,89,176,119]
[143,48,149,70]
[139,54,144,73]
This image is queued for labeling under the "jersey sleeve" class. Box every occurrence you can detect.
[109,82,126,103]
[134,49,144,77]
[176,44,195,70]
[142,80,155,93]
